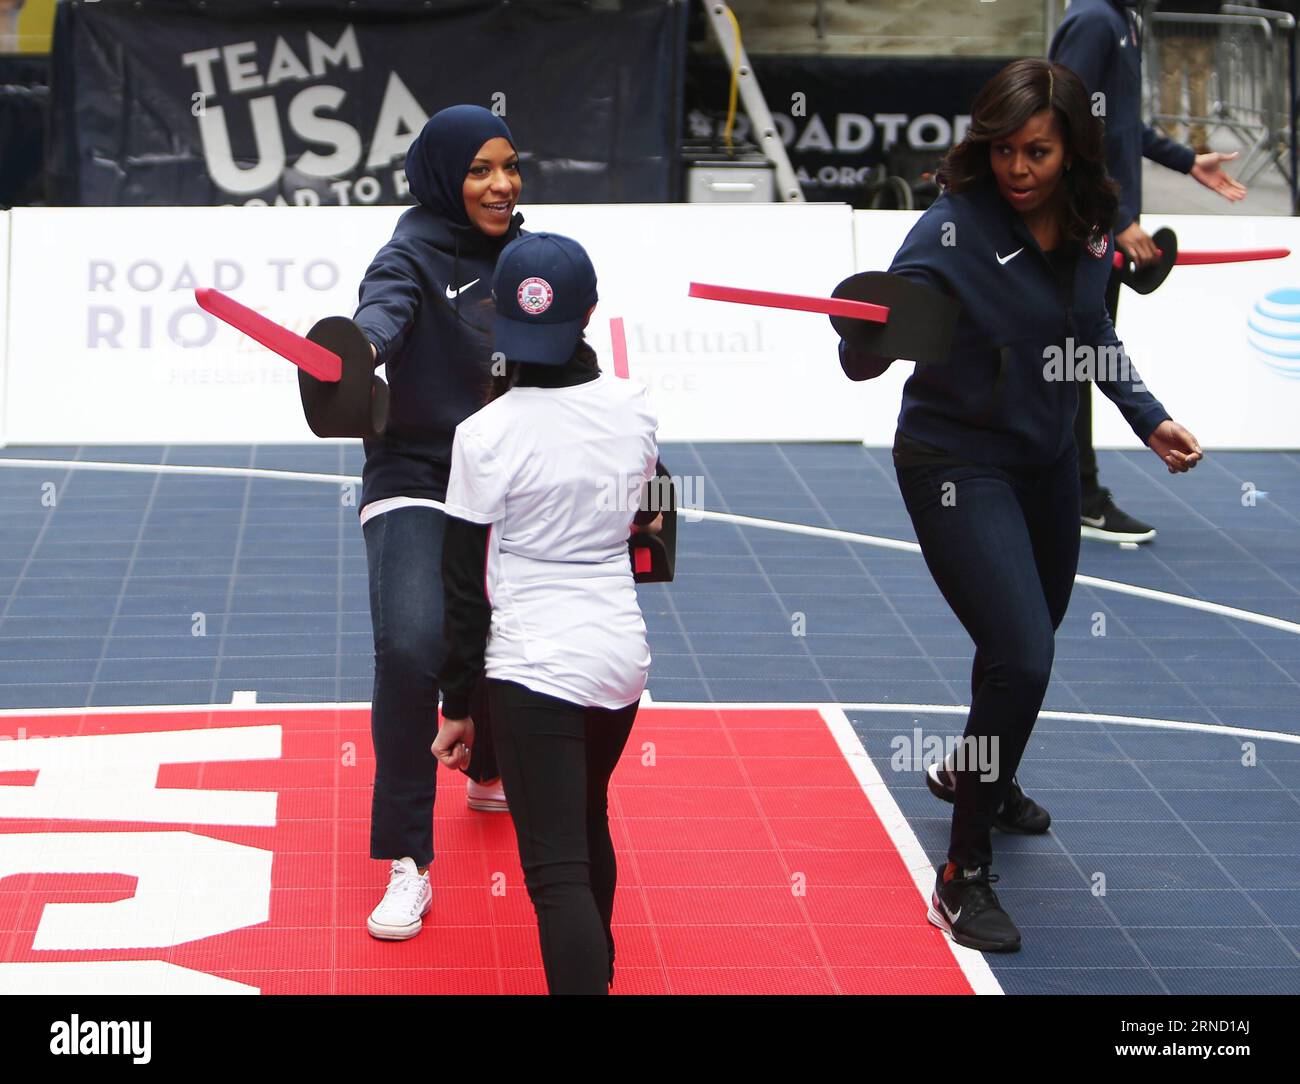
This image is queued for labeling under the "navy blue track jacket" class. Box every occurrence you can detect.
[352,146,523,508]
[353,210,523,507]
[857,177,1170,465]
[1050,0,1197,231]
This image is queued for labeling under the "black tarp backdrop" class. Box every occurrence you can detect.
[0,55,48,207]
[685,54,1010,208]
[48,0,686,206]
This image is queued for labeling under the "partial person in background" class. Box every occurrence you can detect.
[1153,0,1223,153]
[1050,0,1244,543]
[0,0,27,52]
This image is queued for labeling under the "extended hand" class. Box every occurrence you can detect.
[1146,420,1203,474]
[1190,152,1247,202]
[631,513,664,536]
[432,715,475,771]
[1116,222,1160,269]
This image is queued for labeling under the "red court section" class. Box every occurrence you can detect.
[0,705,972,995]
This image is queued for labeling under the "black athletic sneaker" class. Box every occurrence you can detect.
[929,865,1022,952]
[926,764,1051,834]
[1080,488,1156,544]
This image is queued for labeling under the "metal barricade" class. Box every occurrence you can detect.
[1144,5,1296,187]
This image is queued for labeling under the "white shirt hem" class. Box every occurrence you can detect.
[358,496,447,526]
[484,668,646,712]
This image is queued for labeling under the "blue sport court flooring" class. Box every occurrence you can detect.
[1,441,1298,995]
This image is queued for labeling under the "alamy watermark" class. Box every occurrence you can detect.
[890,727,1001,782]
[594,471,704,522]
[1042,338,1146,391]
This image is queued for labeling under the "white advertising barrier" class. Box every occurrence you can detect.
[4,203,864,445]
[0,210,8,447]
[1092,214,1300,452]
[852,208,1300,450]
[516,204,863,441]
[5,206,389,445]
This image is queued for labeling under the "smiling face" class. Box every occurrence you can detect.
[463,137,521,236]
[989,109,1068,218]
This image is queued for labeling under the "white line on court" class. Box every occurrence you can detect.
[0,700,373,718]
[690,507,1300,637]
[638,699,1300,746]
[2,456,1298,637]
[817,704,1004,995]
[6,698,1294,749]
[0,458,355,486]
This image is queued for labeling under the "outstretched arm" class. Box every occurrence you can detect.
[354,241,423,367]
[1189,151,1248,202]
[1087,310,1202,472]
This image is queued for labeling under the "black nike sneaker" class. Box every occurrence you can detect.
[928,865,1022,952]
[1080,488,1156,544]
[926,764,1051,834]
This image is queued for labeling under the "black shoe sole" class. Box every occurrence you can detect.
[1080,523,1156,544]
[927,898,1022,953]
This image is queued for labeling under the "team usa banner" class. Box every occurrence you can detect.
[47,0,685,207]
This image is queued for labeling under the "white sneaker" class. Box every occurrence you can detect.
[366,857,432,940]
[467,777,509,813]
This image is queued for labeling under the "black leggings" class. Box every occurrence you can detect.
[896,442,1080,869]
[487,679,639,995]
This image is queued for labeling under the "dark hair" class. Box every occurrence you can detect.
[485,335,600,403]
[937,58,1119,243]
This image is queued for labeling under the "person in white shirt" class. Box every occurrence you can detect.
[431,233,661,994]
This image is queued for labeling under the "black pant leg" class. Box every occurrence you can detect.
[583,700,639,986]
[487,679,614,994]
[896,461,1063,869]
[1024,442,1084,635]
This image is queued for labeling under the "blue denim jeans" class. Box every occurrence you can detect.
[362,504,495,868]
[364,506,449,868]
[895,442,1080,868]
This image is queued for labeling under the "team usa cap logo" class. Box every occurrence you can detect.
[517,277,554,315]
[1087,233,1109,260]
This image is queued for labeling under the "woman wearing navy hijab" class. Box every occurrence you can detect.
[352,105,524,941]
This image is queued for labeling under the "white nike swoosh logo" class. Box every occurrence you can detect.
[941,899,962,924]
[996,247,1024,265]
[1081,515,1107,528]
[445,278,481,299]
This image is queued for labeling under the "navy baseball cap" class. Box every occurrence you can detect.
[492,232,598,365]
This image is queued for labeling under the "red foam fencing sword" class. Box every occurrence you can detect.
[688,282,890,323]
[195,287,343,384]
[1112,246,1290,269]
